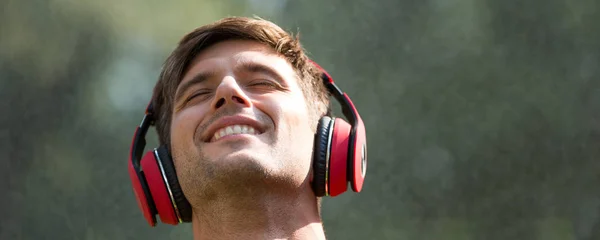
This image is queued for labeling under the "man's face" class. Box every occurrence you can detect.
[170,40,315,204]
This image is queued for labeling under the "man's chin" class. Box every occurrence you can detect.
[207,144,287,175]
[201,141,270,167]
[204,139,262,157]
[214,150,264,164]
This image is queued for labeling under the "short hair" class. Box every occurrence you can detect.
[151,16,329,147]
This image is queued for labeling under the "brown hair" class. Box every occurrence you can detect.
[151,16,329,147]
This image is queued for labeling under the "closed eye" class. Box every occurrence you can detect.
[186,90,212,103]
[250,81,274,87]
[248,80,285,90]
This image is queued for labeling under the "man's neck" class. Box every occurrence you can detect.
[190,184,326,240]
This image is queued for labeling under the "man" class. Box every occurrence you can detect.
[128,16,367,240]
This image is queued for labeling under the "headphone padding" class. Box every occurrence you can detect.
[156,146,193,222]
[140,151,178,225]
[312,116,332,197]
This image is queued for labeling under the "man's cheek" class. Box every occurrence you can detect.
[172,112,199,141]
[282,95,310,123]
[170,125,187,147]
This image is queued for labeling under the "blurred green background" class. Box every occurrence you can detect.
[2,0,600,239]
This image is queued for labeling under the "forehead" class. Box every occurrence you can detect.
[193,39,277,62]
[181,39,297,82]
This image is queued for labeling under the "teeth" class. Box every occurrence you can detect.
[213,125,259,141]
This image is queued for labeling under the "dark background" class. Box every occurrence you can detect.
[2,0,600,239]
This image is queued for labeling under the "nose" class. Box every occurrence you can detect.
[211,76,252,110]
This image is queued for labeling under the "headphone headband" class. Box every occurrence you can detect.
[131,102,154,170]
[309,60,361,126]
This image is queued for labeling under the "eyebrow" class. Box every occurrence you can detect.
[174,70,217,102]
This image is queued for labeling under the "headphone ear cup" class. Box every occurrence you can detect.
[155,146,193,222]
[328,118,352,197]
[312,116,333,197]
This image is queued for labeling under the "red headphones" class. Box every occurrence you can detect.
[128,61,368,227]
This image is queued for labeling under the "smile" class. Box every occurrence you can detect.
[212,124,259,141]
[201,115,266,142]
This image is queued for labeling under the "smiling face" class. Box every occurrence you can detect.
[169,39,316,205]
